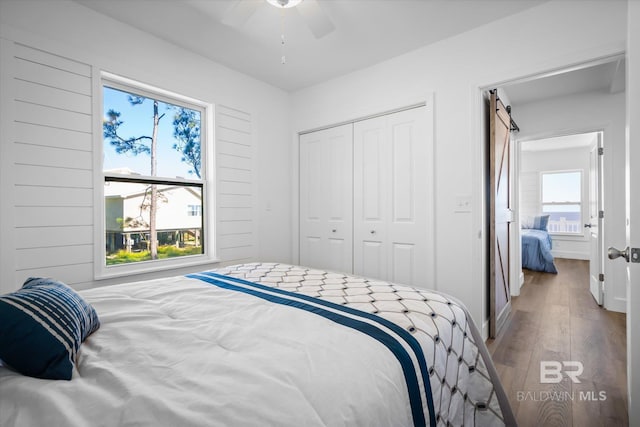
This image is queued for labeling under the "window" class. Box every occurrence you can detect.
[541,171,582,234]
[187,205,202,217]
[99,75,213,276]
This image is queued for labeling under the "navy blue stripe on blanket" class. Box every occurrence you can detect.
[188,272,435,427]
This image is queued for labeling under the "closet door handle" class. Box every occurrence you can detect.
[370,230,376,235]
[331,229,337,233]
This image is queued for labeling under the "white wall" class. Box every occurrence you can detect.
[520,145,591,259]
[515,90,627,312]
[290,0,628,330]
[0,0,292,293]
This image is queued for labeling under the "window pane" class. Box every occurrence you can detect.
[105,181,203,265]
[103,86,201,179]
[542,204,582,233]
[542,171,581,203]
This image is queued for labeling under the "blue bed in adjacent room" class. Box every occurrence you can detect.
[521,228,558,274]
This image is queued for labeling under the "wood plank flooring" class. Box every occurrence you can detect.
[486,258,628,427]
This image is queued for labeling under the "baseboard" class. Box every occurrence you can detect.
[551,250,589,260]
[520,271,524,288]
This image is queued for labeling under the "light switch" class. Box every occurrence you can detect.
[454,195,472,213]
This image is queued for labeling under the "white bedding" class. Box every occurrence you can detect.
[0,263,514,427]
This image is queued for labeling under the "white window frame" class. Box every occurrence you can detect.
[540,169,584,236]
[94,72,217,279]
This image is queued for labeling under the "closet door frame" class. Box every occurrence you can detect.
[296,96,435,290]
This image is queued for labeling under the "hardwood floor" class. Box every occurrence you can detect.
[486,258,628,427]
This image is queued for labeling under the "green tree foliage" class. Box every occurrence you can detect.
[172,108,201,178]
[103,109,152,155]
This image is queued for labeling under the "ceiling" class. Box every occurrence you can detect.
[521,132,599,152]
[506,57,626,106]
[74,0,546,92]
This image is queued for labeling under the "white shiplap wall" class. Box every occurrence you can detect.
[518,171,539,220]
[216,105,256,263]
[11,43,94,287]
[3,42,256,291]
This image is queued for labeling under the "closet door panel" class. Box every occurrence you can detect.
[387,107,429,286]
[299,134,324,266]
[361,240,385,279]
[299,124,353,272]
[389,108,428,286]
[391,122,415,222]
[325,127,353,272]
[353,117,388,279]
[391,243,415,286]
[328,238,351,273]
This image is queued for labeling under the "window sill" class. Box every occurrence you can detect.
[549,232,587,240]
[94,254,221,281]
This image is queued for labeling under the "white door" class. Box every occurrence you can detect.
[588,134,604,305]
[353,107,428,286]
[299,124,353,273]
[353,115,388,280]
[624,4,640,424]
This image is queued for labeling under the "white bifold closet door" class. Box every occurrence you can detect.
[299,124,354,273]
[353,107,428,286]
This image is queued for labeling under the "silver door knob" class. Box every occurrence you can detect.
[584,223,592,228]
[608,246,630,262]
[331,229,337,233]
[370,230,376,235]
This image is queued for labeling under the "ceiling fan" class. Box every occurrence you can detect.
[222,0,335,39]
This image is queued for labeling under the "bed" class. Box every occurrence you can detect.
[521,229,558,273]
[0,263,515,427]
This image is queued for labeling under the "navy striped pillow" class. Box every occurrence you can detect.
[0,278,100,380]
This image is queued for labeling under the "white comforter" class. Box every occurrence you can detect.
[0,263,512,427]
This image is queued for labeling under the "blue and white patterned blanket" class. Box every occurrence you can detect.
[0,263,514,427]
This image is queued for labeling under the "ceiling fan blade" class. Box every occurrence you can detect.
[296,0,335,39]
[221,0,261,28]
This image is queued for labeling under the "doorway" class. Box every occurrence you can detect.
[482,57,628,424]
[487,56,627,314]
[517,131,604,306]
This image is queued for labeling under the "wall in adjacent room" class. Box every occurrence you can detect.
[515,90,627,312]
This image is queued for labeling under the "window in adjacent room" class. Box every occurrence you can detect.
[99,75,213,276]
[541,170,582,234]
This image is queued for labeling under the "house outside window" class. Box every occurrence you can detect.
[541,170,582,234]
[97,74,214,277]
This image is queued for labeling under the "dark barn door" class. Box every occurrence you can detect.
[489,90,512,338]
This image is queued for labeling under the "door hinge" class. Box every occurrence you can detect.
[598,147,604,155]
[599,273,605,282]
[599,210,605,219]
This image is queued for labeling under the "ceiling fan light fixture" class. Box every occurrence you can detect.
[266,0,303,9]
